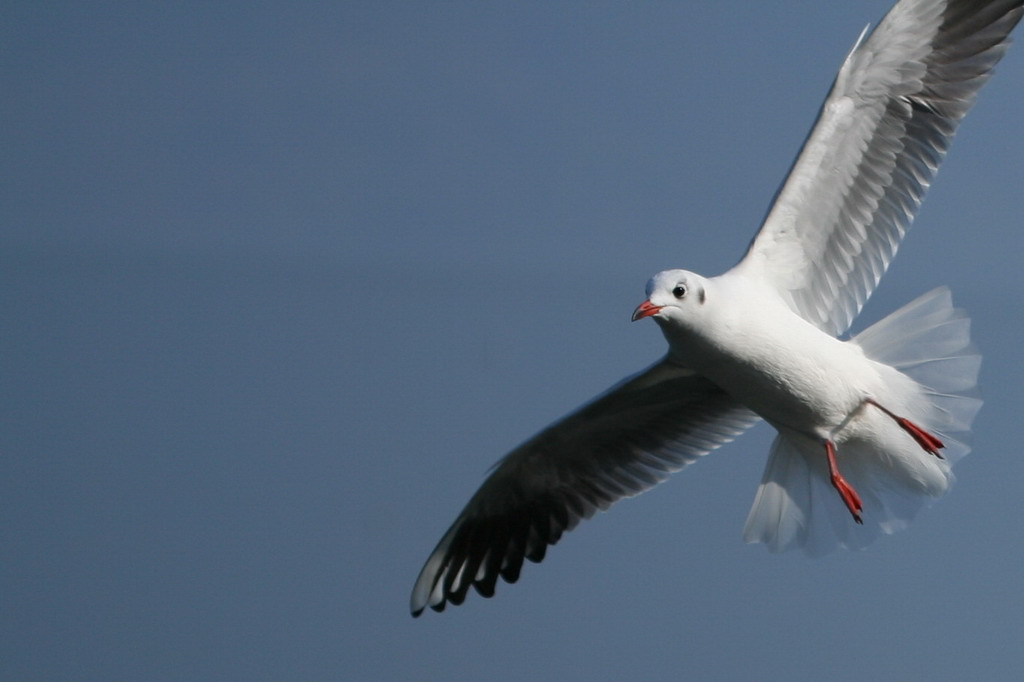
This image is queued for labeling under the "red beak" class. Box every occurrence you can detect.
[631,300,663,322]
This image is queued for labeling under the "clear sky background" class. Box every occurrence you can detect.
[3,2,1023,680]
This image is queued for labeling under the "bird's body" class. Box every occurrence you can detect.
[653,272,872,436]
[640,270,968,552]
[411,0,1020,616]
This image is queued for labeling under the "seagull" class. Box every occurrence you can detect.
[411,0,1023,616]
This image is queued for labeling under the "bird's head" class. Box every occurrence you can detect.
[631,269,708,328]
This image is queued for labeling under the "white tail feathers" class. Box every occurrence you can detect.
[743,288,981,554]
[853,287,981,459]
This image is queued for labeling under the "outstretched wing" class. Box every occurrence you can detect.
[410,359,759,616]
[732,0,1023,336]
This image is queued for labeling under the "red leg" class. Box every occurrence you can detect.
[894,418,944,458]
[866,399,945,459]
[825,440,863,524]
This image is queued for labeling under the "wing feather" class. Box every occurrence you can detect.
[410,359,759,615]
[733,0,1023,336]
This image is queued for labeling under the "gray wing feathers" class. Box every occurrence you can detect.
[736,0,1023,336]
[410,360,758,615]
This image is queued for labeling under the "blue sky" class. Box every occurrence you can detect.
[3,2,1023,680]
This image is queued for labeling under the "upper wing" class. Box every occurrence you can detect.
[410,359,759,616]
[731,0,1022,336]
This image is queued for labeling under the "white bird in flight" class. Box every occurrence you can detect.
[411,0,1023,616]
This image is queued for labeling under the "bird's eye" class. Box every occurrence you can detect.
[672,285,687,299]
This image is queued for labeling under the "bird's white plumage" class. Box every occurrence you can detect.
[742,288,980,555]
[411,0,1021,617]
